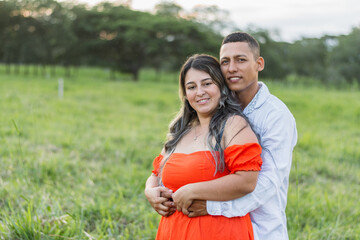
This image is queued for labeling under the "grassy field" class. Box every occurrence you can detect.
[0,66,359,239]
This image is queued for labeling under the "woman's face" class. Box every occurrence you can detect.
[184,68,221,118]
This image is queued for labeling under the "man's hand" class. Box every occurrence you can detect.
[187,200,208,217]
[145,186,176,217]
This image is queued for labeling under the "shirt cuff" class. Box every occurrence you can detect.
[207,200,222,216]
[207,200,246,218]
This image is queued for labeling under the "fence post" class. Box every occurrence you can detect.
[58,78,64,99]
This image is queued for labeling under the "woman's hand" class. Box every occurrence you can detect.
[145,186,175,217]
[172,183,196,215]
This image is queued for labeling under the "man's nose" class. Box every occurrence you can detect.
[228,61,237,73]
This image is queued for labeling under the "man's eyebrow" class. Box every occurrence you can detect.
[221,54,247,60]
[235,54,247,58]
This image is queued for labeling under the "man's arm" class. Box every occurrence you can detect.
[188,161,276,218]
[197,111,297,217]
[207,159,278,217]
[144,174,176,217]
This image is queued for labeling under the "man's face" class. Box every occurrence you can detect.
[219,42,264,93]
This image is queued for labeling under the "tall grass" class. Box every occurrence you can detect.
[0,65,359,239]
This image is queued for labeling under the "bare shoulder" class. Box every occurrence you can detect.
[223,115,258,147]
[224,115,249,132]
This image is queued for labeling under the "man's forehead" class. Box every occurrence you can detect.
[220,42,251,58]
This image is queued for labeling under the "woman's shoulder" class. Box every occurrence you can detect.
[223,114,258,146]
[224,114,249,132]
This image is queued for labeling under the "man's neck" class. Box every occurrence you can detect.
[235,82,260,110]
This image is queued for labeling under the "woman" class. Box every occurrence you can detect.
[145,54,262,239]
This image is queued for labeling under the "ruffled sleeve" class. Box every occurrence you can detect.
[224,143,262,174]
[152,154,164,176]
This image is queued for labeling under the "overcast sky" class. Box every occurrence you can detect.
[71,0,360,42]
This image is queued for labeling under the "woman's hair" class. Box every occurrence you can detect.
[161,54,249,176]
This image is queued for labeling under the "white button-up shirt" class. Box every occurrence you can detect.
[207,82,297,240]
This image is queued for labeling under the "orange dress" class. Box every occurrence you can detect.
[152,143,262,240]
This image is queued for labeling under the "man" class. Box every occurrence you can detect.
[145,32,297,239]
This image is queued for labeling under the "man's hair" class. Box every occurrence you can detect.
[222,32,260,59]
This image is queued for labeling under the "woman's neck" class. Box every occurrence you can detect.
[196,115,211,130]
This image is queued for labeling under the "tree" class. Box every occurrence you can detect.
[154,1,183,18]
[327,27,360,85]
[186,5,235,34]
[247,27,291,80]
[287,37,328,81]
[96,4,154,80]
[0,1,18,72]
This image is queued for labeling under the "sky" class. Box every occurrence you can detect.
[69,0,360,42]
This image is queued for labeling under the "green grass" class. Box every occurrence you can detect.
[0,66,359,239]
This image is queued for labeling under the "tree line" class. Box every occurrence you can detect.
[0,0,359,85]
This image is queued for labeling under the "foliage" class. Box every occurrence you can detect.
[0,0,223,81]
[0,65,359,239]
[154,1,183,18]
[327,28,360,85]
[248,28,292,79]
[0,0,359,84]
[287,37,328,81]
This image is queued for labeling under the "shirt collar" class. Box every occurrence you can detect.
[243,82,270,115]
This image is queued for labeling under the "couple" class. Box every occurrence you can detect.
[145,32,297,239]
